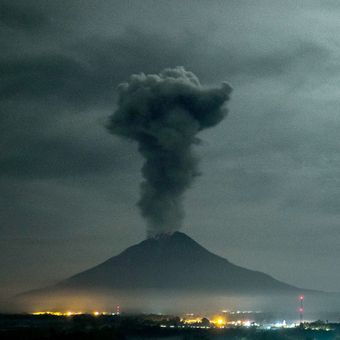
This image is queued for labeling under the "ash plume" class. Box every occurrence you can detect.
[107,67,232,237]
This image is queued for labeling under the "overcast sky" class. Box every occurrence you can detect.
[1,0,340,299]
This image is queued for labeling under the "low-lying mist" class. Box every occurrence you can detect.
[4,288,340,322]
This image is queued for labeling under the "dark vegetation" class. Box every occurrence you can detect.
[0,314,339,340]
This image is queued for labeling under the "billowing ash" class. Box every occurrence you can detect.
[107,67,232,237]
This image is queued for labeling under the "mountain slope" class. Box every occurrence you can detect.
[54,232,298,293]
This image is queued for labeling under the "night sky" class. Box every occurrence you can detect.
[1,0,340,299]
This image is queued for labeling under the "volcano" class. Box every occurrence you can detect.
[59,232,298,293]
[10,232,320,313]
[29,232,300,295]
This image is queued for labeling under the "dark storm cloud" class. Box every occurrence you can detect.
[0,2,47,31]
[1,131,112,178]
[0,29,188,180]
[0,28,203,107]
[0,24,329,180]
[0,54,96,108]
[108,67,231,235]
[2,21,327,108]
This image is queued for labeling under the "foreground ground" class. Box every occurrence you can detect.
[0,314,339,339]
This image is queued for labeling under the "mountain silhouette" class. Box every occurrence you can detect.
[8,232,338,316]
[50,231,299,293]
[9,232,322,313]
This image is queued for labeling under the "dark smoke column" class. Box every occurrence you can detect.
[108,67,232,237]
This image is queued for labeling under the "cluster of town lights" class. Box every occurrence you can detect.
[31,296,309,330]
[32,311,114,317]
[182,316,255,328]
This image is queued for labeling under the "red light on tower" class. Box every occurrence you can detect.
[298,295,304,325]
